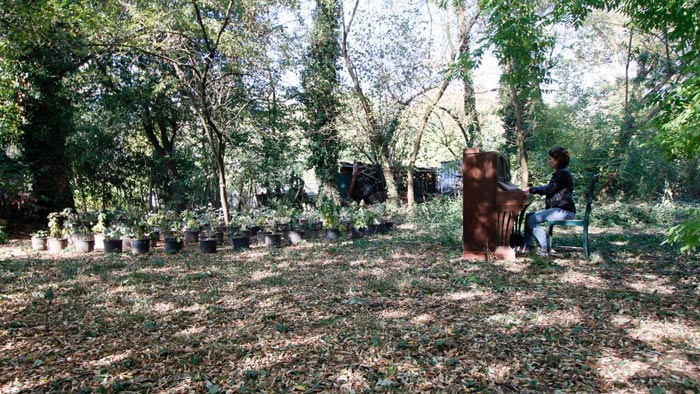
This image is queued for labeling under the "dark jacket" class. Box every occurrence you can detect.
[530,167,576,213]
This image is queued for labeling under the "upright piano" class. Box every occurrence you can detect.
[462,148,528,261]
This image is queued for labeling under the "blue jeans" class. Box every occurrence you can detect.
[524,208,575,250]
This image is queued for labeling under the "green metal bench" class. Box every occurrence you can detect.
[546,173,600,259]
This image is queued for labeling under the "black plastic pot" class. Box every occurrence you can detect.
[351,227,365,240]
[184,230,200,244]
[379,222,391,234]
[150,231,160,248]
[264,233,282,248]
[199,238,217,253]
[164,238,183,254]
[229,235,250,251]
[131,239,151,255]
[325,228,341,241]
[366,224,381,235]
[103,239,122,254]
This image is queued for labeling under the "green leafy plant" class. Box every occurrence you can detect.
[318,194,341,230]
[131,216,151,240]
[105,223,127,240]
[31,229,49,238]
[663,209,700,253]
[181,210,199,231]
[47,208,75,239]
[0,226,8,244]
[350,201,369,230]
[91,212,108,235]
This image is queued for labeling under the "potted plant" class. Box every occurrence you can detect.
[366,205,384,235]
[379,203,396,233]
[319,195,342,241]
[130,216,151,255]
[284,209,304,245]
[258,210,282,248]
[145,211,166,247]
[30,230,49,251]
[92,212,109,250]
[163,212,184,253]
[201,205,224,244]
[298,207,322,240]
[101,223,125,254]
[195,205,218,253]
[227,212,251,251]
[350,202,369,239]
[71,210,95,253]
[181,209,200,244]
[47,210,69,252]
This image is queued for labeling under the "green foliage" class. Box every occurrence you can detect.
[411,195,463,248]
[592,201,693,227]
[300,0,343,189]
[0,226,8,244]
[663,209,700,253]
[654,74,700,160]
[318,193,341,230]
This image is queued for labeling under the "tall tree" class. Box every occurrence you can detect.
[128,0,292,224]
[341,0,433,205]
[406,0,481,207]
[301,0,343,201]
[0,1,105,214]
[481,0,554,187]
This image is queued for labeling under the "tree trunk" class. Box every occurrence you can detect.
[378,147,399,205]
[407,77,451,207]
[215,145,231,227]
[21,89,75,215]
[458,6,481,147]
[510,83,529,188]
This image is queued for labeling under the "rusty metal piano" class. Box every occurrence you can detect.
[462,148,529,261]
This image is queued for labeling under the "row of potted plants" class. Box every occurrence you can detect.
[30,202,397,254]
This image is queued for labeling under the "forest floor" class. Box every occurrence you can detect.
[0,224,698,393]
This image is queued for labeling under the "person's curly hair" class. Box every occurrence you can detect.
[548,146,570,169]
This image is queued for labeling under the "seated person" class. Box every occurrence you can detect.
[522,147,576,255]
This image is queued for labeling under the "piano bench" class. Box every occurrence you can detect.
[545,174,600,260]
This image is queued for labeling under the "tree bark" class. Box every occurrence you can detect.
[341,0,399,206]
[510,82,529,188]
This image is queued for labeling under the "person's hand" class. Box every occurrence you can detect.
[523,186,530,193]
